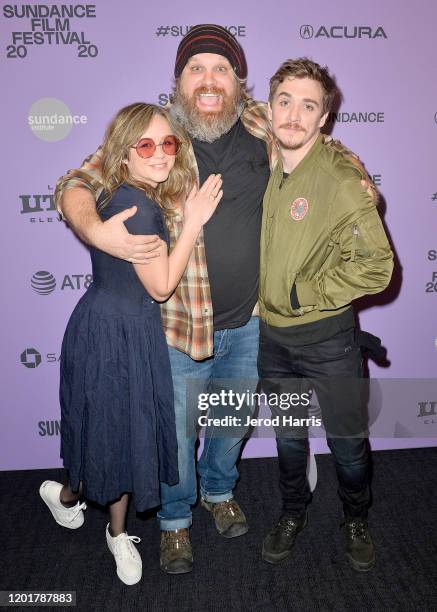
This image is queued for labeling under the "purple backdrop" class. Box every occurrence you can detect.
[2,0,436,470]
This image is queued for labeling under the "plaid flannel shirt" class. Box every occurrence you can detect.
[55,98,376,360]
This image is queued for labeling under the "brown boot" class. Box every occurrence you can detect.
[160,528,193,574]
[201,497,249,538]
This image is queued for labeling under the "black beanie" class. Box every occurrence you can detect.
[174,24,247,79]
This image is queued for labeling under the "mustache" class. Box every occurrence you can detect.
[279,123,305,131]
[194,86,226,97]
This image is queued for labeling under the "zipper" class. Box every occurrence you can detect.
[262,171,281,290]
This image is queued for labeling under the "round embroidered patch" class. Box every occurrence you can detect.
[290,197,309,221]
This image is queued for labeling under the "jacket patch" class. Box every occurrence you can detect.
[290,198,309,221]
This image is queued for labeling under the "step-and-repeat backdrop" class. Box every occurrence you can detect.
[2,1,437,470]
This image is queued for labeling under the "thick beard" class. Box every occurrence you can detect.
[170,83,245,143]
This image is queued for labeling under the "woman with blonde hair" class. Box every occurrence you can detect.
[39,103,222,585]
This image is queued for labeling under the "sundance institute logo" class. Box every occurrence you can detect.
[20,348,42,369]
[31,271,56,295]
[27,97,87,142]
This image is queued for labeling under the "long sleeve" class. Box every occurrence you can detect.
[296,178,394,310]
[54,147,104,216]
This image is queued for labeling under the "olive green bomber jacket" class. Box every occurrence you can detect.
[259,134,394,328]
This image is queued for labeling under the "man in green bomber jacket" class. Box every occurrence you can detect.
[258,58,393,572]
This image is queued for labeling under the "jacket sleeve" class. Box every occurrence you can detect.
[295,178,394,310]
[322,135,379,207]
[54,147,104,217]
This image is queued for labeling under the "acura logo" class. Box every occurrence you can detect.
[300,25,314,39]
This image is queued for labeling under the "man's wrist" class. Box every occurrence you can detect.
[84,217,105,248]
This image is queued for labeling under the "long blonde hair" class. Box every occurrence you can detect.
[99,103,195,218]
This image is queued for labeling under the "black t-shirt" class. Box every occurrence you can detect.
[192,119,270,330]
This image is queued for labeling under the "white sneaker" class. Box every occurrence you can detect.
[39,480,86,529]
[106,524,142,586]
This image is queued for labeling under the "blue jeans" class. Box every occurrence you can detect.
[158,317,259,530]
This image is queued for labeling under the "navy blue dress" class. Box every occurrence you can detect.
[60,184,178,512]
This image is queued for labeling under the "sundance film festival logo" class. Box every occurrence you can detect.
[28,98,88,142]
[155,25,246,37]
[3,4,98,59]
[299,24,387,39]
[20,348,42,369]
[30,271,93,293]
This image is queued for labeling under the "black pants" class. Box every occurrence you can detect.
[258,327,370,519]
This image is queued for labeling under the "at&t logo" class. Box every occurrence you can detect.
[30,271,93,293]
[31,271,56,294]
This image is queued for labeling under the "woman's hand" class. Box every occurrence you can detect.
[183,174,223,228]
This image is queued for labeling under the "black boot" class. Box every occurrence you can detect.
[262,512,307,564]
[344,518,375,571]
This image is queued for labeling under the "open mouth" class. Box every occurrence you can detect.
[197,93,223,108]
